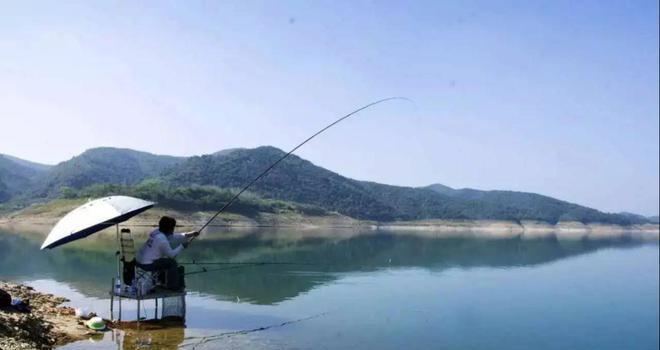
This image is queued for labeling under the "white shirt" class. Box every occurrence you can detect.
[136,229,187,265]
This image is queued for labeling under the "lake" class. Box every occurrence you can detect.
[0,228,658,350]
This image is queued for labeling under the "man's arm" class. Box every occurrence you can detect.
[157,234,184,258]
[171,231,199,246]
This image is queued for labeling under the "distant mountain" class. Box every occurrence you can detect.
[0,154,51,201]
[618,212,659,224]
[162,146,403,220]
[161,147,644,224]
[31,147,185,197]
[0,154,52,172]
[424,184,638,224]
[0,147,654,225]
[160,147,505,221]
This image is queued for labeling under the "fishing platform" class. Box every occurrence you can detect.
[110,226,187,324]
[110,283,186,323]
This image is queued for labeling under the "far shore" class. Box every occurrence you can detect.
[1,202,657,241]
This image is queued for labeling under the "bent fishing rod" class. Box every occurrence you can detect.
[189,96,411,243]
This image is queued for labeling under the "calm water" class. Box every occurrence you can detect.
[0,228,658,350]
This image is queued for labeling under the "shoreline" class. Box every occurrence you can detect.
[1,211,657,241]
[0,199,657,240]
[0,282,94,350]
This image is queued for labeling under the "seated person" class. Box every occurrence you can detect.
[136,216,199,290]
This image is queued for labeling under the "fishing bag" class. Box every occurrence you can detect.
[159,265,185,290]
[122,258,136,285]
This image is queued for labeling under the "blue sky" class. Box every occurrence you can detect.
[0,1,658,215]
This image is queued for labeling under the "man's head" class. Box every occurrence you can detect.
[159,216,177,235]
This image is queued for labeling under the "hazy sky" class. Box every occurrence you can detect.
[1,1,658,215]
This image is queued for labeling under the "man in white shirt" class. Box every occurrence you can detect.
[136,216,199,290]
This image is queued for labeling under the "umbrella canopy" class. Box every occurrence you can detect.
[41,195,154,250]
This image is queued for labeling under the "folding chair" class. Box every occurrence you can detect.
[119,228,160,293]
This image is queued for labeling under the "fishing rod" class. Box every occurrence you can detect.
[189,96,411,242]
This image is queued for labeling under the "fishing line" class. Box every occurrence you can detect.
[183,312,329,349]
[180,260,321,266]
[182,261,326,275]
[190,97,413,242]
[184,264,263,276]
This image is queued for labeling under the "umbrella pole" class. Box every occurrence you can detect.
[113,224,121,322]
[115,224,122,303]
[116,225,120,284]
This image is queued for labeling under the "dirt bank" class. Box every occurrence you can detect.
[0,200,365,230]
[0,200,657,240]
[375,219,659,240]
[0,282,96,350]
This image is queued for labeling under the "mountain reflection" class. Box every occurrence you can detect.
[0,229,654,305]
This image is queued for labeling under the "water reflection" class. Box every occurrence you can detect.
[119,323,185,350]
[0,228,654,305]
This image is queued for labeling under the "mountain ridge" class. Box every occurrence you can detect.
[31,147,186,198]
[0,146,655,225]
[0,154,51,201]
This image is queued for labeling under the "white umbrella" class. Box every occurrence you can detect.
[41,195,154,250]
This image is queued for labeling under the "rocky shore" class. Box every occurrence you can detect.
[0,282,92,350]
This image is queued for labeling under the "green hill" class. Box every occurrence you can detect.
[0,147,654,225]
[161,147,645,224]
[0,154,51,201]
[0,154,52,172]
[425,184,641,224]
[162,147,402,220]
[161,147,502,221]
[31,147,185,197]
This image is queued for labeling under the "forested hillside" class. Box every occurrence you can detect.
[31,148,185,197]
[0,154,51,201]
[0,147,653,225]
[425,184,637,224]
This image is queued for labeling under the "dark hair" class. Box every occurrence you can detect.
[159,216,177,233]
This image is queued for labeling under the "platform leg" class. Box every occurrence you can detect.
[110,279,114,320]
[182,294,186,321]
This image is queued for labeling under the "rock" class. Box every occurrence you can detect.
[1,282,87,349]
[0,289,11,307]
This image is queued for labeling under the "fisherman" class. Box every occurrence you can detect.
[136,216,199,290]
